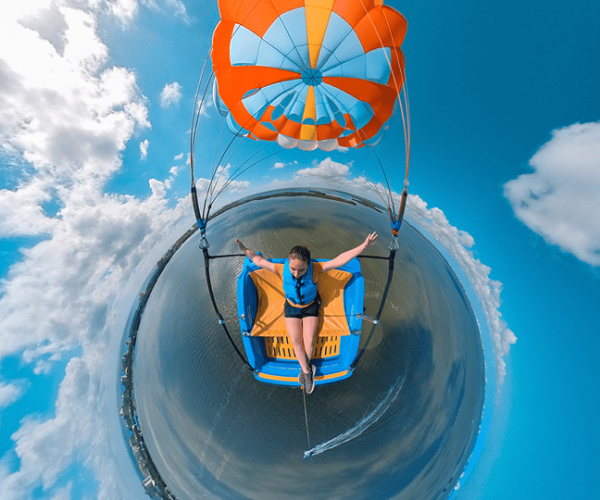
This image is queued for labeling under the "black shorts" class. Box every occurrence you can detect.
[284,294,321,319]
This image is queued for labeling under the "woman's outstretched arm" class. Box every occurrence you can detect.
[235,239,277,274]
[321,232,378,272]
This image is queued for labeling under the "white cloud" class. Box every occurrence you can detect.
[140,138,149,159]
[0,382,25,411]
[0,182,188,361]
[163,0,189,19]
[295,157,350,180]
[0,5,150,181]
[0,178,59,236]
[273,162,285,169]
[2,358,98,496]
[109,0,140,23]
[160,81,182,108]
[504,121,600,266]
[163,165,181,189]
[141,0,190,22]
[174,152,184,160]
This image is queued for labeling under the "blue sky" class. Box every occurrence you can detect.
[1,1,599,499]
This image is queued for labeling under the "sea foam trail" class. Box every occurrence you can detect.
[304,373,407,458]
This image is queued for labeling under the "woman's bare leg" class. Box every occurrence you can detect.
[285,317,311,374]
[302,316,319,363]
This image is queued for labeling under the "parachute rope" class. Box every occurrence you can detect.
[190,51,215,232]
[355,0,410,231]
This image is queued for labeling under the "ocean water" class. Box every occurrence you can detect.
[130,190,485,500]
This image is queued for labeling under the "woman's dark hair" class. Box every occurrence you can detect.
[289,245,311,263]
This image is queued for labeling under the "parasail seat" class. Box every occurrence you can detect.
[237,257,364,387]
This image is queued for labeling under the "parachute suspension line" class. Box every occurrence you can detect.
[209,116,266,202]
[212,149,282,207]
[208,141,251,206]
[202,81,274,219]
[389,82,409,239]
[350,145,402,370]
[345,155,389,210]
[188,54,251,370]
[190,52,212,185]
[370,140,396,212]
[197,87,253,226]
[350,111,397,217]
[202,78,241,224]
[202,126,278,224]
[201,247,254,370]
[401,83,411,178]
[354,0,410,239]
[203,84,297,223]
[345,123,395,211]
[190,50,215,237]
[395,82,411,191]
[204,130,239,220]
[206,87,261,199]
[190,75,257,370]
[358,144,396,213]
[360,0,411,181]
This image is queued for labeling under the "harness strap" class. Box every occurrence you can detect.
[285,298,316,309]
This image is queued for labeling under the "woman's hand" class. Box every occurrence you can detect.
[235,239,277,274]
[322,232,378,272]
[363,232,378,249]
[235,238,247,253]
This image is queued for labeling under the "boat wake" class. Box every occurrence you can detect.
[304,372,407,458]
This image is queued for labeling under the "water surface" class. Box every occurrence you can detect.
[131,190,485,500]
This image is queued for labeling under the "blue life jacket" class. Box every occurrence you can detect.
[282,259,318,307]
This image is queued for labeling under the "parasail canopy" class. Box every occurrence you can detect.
[211,0,407,151]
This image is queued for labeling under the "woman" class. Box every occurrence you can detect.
[235,232,378,393]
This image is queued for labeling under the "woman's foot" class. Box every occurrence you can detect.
[304,365,316,394]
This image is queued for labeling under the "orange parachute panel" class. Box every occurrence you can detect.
[212,0,407,150]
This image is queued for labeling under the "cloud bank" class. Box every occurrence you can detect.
[504,121,600,266]
[0,1,190,498]
[404,194,517,387]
